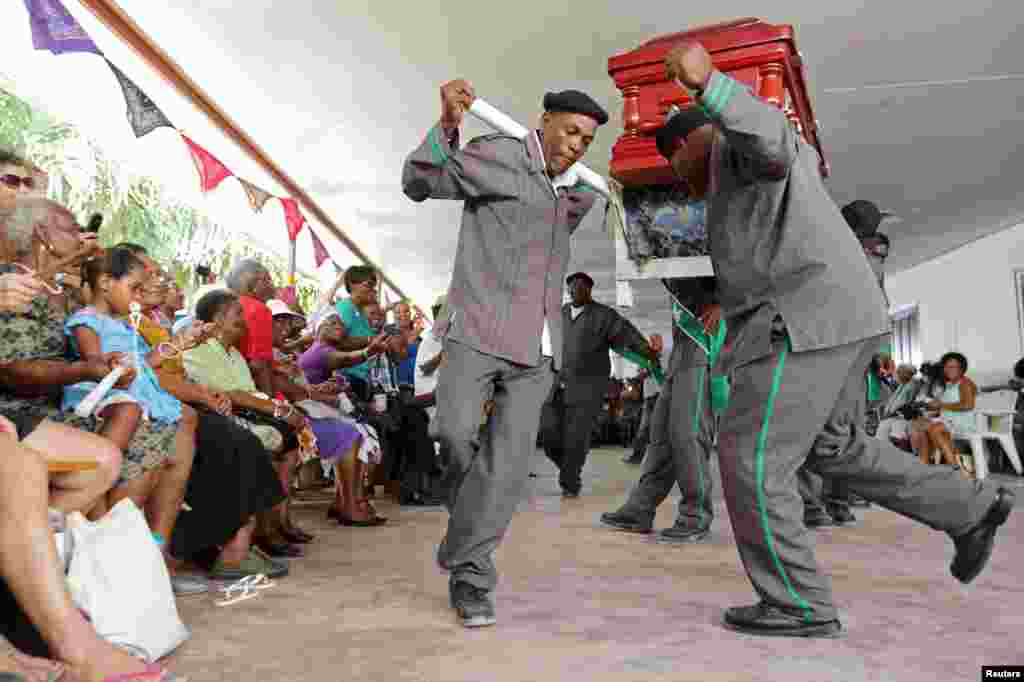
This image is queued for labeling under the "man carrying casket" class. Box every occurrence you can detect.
[658,41,1014,638]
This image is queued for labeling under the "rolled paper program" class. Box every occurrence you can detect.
[74,365,127,418]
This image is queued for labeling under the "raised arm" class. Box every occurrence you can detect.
[402,79,522,202]
[665,42,798,176]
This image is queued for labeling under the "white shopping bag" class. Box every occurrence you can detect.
[66,499,190,662]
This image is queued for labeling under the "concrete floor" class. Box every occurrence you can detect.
[170,448,1024,682]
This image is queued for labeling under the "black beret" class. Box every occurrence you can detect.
[655,106,712,159]
[841,200,882,239]
[565,271,594,287]
[543,90,608,126]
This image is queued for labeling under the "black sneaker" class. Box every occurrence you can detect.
[450,581,496,628]
[599,510,653,533]
[656,524,710,545]
[950,488,1015,584]
[804,508,834,529]
[723,602,842,638]
[826,502,857,526]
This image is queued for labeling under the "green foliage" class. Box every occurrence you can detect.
[0,87,319,311]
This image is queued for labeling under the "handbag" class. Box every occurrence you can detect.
[65,499,190,662]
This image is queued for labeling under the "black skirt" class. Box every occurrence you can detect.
[169,410,286,560]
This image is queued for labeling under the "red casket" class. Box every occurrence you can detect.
[607,18,828,187]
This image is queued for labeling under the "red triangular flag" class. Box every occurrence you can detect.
[279,197,306,241]
[309,226,329,267]
[180,133,233,192]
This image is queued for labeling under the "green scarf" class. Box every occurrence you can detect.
[672,301,727,367]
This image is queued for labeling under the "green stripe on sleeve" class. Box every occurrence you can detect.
[428,127,450,165]
[713,77,738,115]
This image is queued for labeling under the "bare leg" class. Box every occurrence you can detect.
[145,407,196,543]
[928,423,964,470]
[107,470,158,513]
[23,421,121,515]
[95,403,141,455]
[217,517,256,565]
[0,433,166,682]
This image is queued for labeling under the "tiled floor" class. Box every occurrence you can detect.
[171,448,1024,681]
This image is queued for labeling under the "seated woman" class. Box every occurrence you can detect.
[875,364,924,444]
[0,415,180,682]
[0,201,199,573]
[297,311,390,519]
[185,290,382,529]
[111,254,289,578]
[910,352,978,475]
[62,249,200,574]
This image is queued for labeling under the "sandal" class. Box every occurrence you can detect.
[339,500,387,527]
[210,547,288,580]
[280,527,314,544]
[102,663,182,681]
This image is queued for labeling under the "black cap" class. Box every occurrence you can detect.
[655,106,711,159]
[841,200,882,239]
[543,90,608,126]
[565,271,594,287]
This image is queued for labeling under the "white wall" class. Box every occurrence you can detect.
[885,221,1024,388]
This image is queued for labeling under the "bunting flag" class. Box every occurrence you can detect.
[279,197,306,241]
[180,133,233,193]
[24,0,102,55]
[238,177,273,213]
[309,225,330,268]
[105,59,174,138]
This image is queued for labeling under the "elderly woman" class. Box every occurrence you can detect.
[184,290,375,535]
[910,352,978,474]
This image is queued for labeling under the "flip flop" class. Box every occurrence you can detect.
[102,663,184,681]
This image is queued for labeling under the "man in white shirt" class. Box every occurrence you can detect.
[415,295,448,421]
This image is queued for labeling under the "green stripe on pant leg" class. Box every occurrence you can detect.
[755,339,814,623]
[692,365,707,528]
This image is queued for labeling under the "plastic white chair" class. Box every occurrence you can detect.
[951,390,1022,479]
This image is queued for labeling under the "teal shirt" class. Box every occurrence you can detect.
[336,299,373,382]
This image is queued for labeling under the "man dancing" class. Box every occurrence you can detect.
[659,41,1013,637]
[403,79,607,627]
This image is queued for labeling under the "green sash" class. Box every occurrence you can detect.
[673,301,730,414]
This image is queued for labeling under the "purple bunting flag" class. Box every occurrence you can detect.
[23,0,102,56]
[105,59,175,138]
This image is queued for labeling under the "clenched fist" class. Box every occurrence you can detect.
[440,79,476,132]
[664,41,714,92]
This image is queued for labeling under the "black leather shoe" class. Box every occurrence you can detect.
[656,524,710,544]
[450,581,496,628]
[951,487,1015,584]
[723,602,841,638]
[804,508,834,528]
[599,510,653,533]
[561,490,580,499]
[826,502,857,526]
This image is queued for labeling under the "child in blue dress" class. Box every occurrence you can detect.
[64,248,210,544]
